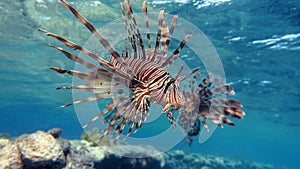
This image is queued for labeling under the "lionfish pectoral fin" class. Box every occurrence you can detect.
[113,107,137,141]
[162,103,176,127]
[61,0,137,80]
[98,95,150,141]
[61,95,102,108]
[123,120,135,141]
[51,68,112,87]
[50,67,67,74]
[163,103,171,113]
[40,29,133,81]
[45,44,95,70]
[83,101,115,128]
[40,29,79,50]
[166,111,176,127]
[114,117,130,142]
[55,84,108,93]
[133,121,142,134]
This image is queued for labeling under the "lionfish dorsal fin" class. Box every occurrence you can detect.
[122,0,146,59]
[161,34,192,68]
[161,21,170,52]
[142,0,151,49]
[60,0,142,82]
[150,10,164,61]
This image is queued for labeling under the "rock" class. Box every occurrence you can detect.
[85,145,107,161]
[0,134,10,150]
[105,144,165,168]
[0,129,287,169]
[16,130,66,169]
[69,137,165,169]
[63,149,94,169]
[0,143,23,169]
[48,128,63,138]
[0,133,10,139]
[57,138,71,156]
[201,166,212,169]
[172,150,185,160]
[102,144,165,169]
[94,154,164,169]
[163,151,287,169]
[109,144,163,158]
[81,128,113,147]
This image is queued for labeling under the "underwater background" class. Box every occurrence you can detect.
[0,0,299,168]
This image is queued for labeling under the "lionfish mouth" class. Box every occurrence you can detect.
[40,0,245,143]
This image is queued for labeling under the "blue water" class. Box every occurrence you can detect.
[0,0,299,168]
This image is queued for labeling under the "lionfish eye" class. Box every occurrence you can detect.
[129,77,141,89]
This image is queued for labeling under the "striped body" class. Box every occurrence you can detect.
[110,53,182,109]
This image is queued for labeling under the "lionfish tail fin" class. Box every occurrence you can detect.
[197,74,245,129]
[179,73,245,138]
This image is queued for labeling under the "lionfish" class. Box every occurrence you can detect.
[40,0,245,142]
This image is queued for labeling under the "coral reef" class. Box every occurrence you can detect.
[0,129,286,169]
